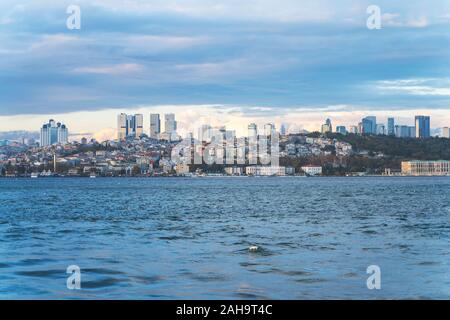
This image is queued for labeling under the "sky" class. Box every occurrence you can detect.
[0,0,450,139]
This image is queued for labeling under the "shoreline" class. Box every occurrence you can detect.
[1,175,450,179]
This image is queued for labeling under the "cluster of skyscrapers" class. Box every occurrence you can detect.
[118,113,178,141]
[327,115,434,139]
[117,112,285,143]
[117,113,144,140]
[39,119,69,146]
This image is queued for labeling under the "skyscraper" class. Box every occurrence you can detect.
[280,124,287,136]
[415,115,430,138]
[149,114,161,139]
[117,113,128,140]
[395,125,412,138]
[134,114,144,138]
[377,124,386,135]
[198,124,212,143]
[150,113,161,139]
[387,117,395,135]
[164,114,177,134]
[321,118,332,134]
[248,123,257,138]
[117,113,144,140]
[349,125,359,134]
[264,123,276,136]
[362,116,377,135]
[336,126,347,135]
[40,119,69,146]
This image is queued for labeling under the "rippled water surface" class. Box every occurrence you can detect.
[1,177,450,299]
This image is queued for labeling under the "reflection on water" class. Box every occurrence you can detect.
[0,177,449,299]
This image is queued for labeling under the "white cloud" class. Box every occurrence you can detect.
[382,13,429,28]
[375,78,450,96]
[406,16,428,28]
[120,35,211,55]
[72,63,144,75]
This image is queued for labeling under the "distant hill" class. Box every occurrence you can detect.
[327,133,450,160]
[0,131,40,141]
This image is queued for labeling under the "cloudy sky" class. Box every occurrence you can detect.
[0,0,449,139]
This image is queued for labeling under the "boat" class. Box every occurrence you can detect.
[31,172,39,178]
[90,173,97,179]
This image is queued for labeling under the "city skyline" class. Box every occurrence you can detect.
[1,106,450,142]
[27,111,448,147]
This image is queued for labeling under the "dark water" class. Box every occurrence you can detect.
[0,177,449,299]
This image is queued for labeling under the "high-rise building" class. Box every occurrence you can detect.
[40,119,69,146]
[264,123,276,136]
[321,118,332,134]
[198,124,212,143]
[320,118,333,134]
[164,114,177,134]
[225,130,236,141]
[280,124,287,136]
[443,127,450,138]
[158,113,179,142]
[387,117,395,135]
[326,118,332,132]
[150,114,161,139]
[395,125,412,138]
[336,126,347,134]
[248,123,257,138]
[117,113,144,140]
[377,124,386,135]
[362,116,377,135]
[349,125,359,134]
[117,113,128,140]
[408,126,416,138]
[134,114,144,137]
[415,115,430,138]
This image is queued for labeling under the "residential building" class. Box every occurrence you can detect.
[40,119,69,146]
